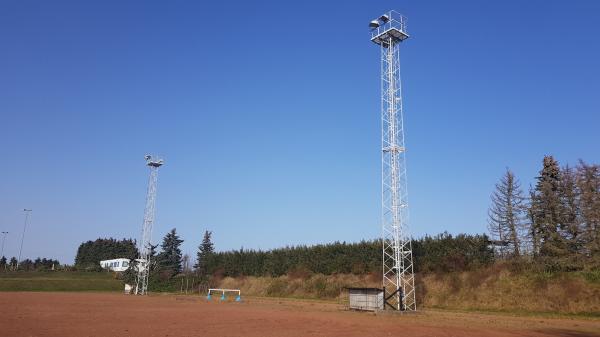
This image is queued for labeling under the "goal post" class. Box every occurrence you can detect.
[207,288,241,302]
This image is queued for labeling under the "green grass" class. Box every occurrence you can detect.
[582,269,600,284]
[0,271,122,292]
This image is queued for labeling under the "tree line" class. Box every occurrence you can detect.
[205,232,492,277]
[487,156,599,270]
[0,256,60,271]
[130,231,491,280]
[75,229,493,287]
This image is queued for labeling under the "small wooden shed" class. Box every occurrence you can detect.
[347,287,384,311]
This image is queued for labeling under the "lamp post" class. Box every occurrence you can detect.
[17,209,32,269]
[1,231,7,257]
[1,231,7,271]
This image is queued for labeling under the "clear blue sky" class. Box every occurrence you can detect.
[1,1,598,264]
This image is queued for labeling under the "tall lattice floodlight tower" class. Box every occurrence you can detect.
[370,11,416,311]
[135,155,164,295]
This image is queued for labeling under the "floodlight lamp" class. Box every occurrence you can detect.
[379,14,390,23]
[369,20,380,29]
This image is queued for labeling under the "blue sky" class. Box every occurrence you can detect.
[0,1,598,264]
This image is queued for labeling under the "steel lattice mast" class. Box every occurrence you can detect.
[135,155,164,295]
[370,11,416,311]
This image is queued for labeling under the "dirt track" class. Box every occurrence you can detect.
[0,292,598,337]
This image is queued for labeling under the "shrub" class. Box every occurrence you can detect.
[266,278,288,297]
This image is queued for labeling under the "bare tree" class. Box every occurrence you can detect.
[488,169,526,257]
[560,165,582,255]
[576,161,600,257]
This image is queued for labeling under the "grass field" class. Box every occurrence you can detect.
[0,271,122,292]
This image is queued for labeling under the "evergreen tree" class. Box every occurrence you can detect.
[74,238,138,270]
[576,161,600,257]
[157,228,184,274]
[487,169,526,257]
[9,257,17,270]
[20,259,34,271]
[148,243,159,270]
[122,261,138,286]
[0,256,6,270]
[195,230,215,279]
[527,186,541,255]
[531,156,567,258]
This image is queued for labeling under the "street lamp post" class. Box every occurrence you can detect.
[17,209,32,269]
[1,231,7,271]
[1,231,7,256]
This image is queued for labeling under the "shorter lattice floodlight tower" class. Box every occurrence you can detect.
[370,10,416,311]
[135,155,164,295]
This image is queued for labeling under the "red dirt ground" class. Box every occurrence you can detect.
[0,292,599,337]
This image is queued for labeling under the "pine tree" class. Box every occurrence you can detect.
[532,156,567,258]
[148,243,158,270]
[122,261,138,286]
[74,238,138,270]
[527,186,541,255]
[487,169,526,257]
[576,161,600,257]
[157,228,184,274]
[9,257,17,270]
[195,231,215,279]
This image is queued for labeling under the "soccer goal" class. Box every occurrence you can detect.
[207,288,241,302]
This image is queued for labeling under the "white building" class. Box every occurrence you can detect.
[100,258,131,272]
[100,258,129,271]
[100,258,147,273]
